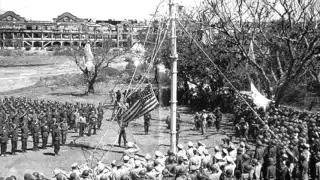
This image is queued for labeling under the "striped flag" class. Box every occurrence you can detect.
[121,84,159,123]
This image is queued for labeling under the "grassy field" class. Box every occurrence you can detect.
[0,55,68,67]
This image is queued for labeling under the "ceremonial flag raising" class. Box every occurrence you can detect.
[121,84,159,123]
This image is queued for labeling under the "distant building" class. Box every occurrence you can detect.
[0,11,147,48]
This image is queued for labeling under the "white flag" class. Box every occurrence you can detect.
[250,82,271,111]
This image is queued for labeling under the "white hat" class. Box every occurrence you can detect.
[226,156,233,163]
[214,153,222,160]
[127,142,134,148]
[111,160,116,165]
[155,151,162,157]
[97,162,105,171]
[145,153,152,160]
[240,142,245,147]
[203,149,209,155]
[71,163,78,168]
[222,148,228,154]
[214,146,220,151]
[177,144,184,149]
[123,155,130,161]
[135,160,141,167]
[53,169,61,176]
[188,141,193,147]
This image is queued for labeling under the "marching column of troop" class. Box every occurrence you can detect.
[0,96,104,156]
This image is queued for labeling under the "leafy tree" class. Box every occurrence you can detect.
[201,0,320,106]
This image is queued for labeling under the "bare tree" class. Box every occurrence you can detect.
[68,39,124,94]
[201,0,320,106]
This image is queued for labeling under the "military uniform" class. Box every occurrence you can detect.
[32,123,40,151]
[10,124,19,155]
[61,123,68,145]
[21,124,29,152]
[118,119,127,147]
[144,113,151,135]
[53,125,61,155]
[0,127,9,156]
[41,125,49,149]
[97,104,104,129]
[215,108,222,132]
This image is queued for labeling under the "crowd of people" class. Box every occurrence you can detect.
[1,89,320,179]
[0,96,104,156]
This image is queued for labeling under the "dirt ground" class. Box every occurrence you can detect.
[0,99,232,178]
[0,55,236,178]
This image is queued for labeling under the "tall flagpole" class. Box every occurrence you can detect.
[169,0,178,153]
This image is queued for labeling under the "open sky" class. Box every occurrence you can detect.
[0,0,200,21]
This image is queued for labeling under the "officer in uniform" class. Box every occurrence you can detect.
[176,118,181,145]
[0,126,9,156]
[61,122,68,145]
[201,110,207,135]
[144,113,151,135]
[214,107,222,132]
[53,123,61,156]
[42,125,49,149]
[51,118,57,146]
[21,121,29,153]
[116,90,122,102]
[10,124,18,155]
[79,112,86,137]
[118,117,128,147]
[97,103,104,129]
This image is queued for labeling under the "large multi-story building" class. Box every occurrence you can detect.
[0,11,147,49]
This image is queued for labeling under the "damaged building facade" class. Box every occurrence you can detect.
[0,11,146,49]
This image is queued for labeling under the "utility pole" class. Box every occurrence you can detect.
[169,0,178,154]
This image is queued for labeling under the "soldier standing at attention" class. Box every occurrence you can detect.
[116,90,122,102]
[201,110,207,135]
[10,124,18,155]
[21,121,29,153]
[51,118,57,146]
[0,126,9,156]
[41,125,49,149]
[32,120,40,151]
[118,119,128,147]
[92,116,97,135]
[97,103,104,129]
[215,107,222,132]
[53,124,61,156]
[79,112,86,137]
[61,121,68,145]
[144,113,151,135]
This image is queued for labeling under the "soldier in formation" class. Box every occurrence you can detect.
[144,113,151,135]
[0,96,104,157]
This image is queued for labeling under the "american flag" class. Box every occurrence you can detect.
[121,84,159,123]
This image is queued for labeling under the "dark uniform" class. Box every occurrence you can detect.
[144,113,151,135]
[215,107,222,132]
[116,90,122,102]
[97,104,104,129]
[41,125,49,149]
[0,127,9,156]
[21,124,29,152]
[53,124,61,156]
[32,122,40,151]
[10,124,19,155]
[118,122,127,147]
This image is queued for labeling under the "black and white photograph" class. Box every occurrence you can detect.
[0,0,320,179]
